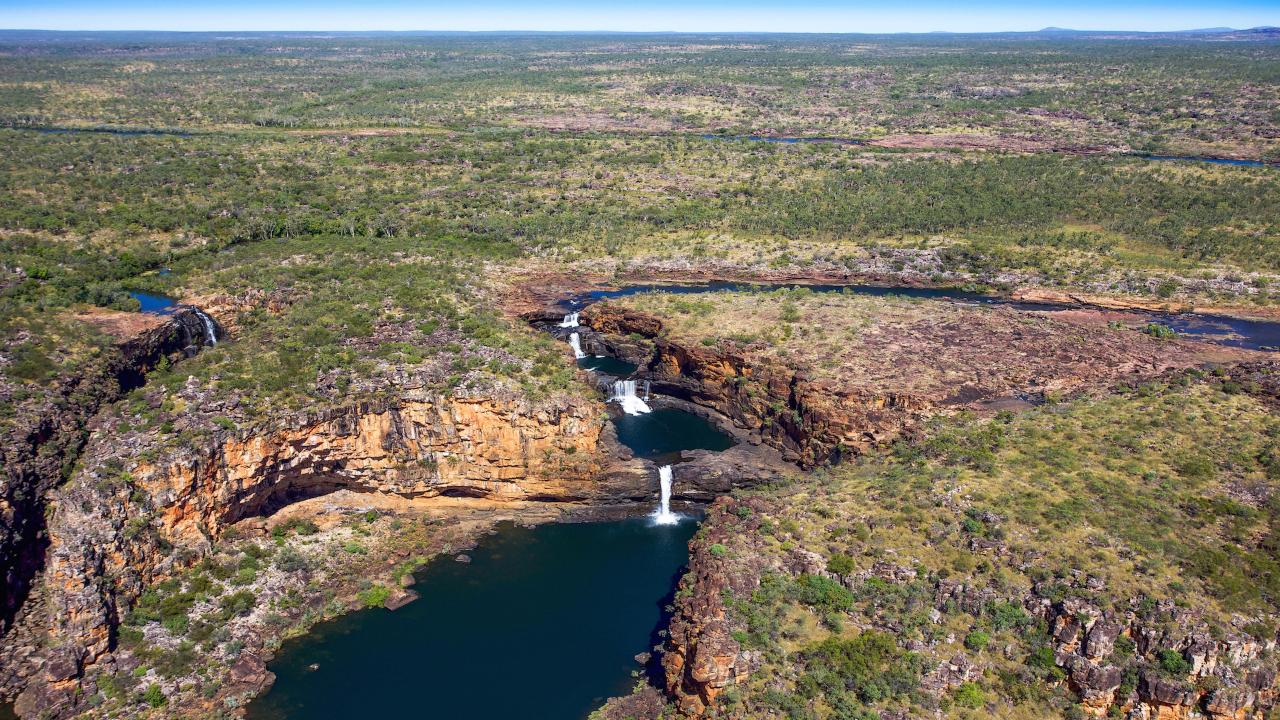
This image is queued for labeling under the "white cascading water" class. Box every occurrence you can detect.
[611,380,651,415]
[652,465,678,525]
[558,312,580,328]
[569,332,586,359]
[643,379,651,401]
[195,310,218,345]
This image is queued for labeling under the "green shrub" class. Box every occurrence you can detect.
[800,631,922,705]
[826,553,855,577]
[142,684,166,708]
[357,584,391,608]
[272,518,319,538]
[792,574,855,614]
[218,590,256,618]
[1026,645,1067,682]
[1158,649,1191,676]
[953,681,985,708]
[964,629,991,651]
[987,601,1030,630]
[275,547,311,573]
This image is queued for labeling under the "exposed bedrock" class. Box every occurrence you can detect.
[577,302,1253,469]
[0,307,215,637]
[661,496,1280,720]
[569,298,1277,718]
[10,387,640,714]
[662,497,767,716]
[579,304,928,467]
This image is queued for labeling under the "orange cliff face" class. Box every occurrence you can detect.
[133,395,609,544]
[15,389,626,714]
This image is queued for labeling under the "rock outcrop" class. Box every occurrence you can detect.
[667,501,1280,720]
[12,387,629,714]
[578,301,1254,468]
[663,497,767,715]
[1,307,215,636]
[1032,594,1279,719]
[579,304,936,467]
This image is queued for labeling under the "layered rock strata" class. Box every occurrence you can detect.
[1,308,215,634]
[11,388,627,714]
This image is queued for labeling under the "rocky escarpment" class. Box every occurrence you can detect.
[11,385,632,716]
[665,495,1280,719]
[577,300,1256,468]
[578,304,935,467]
[650,361,1280,712]
[0,308,215,637]
[663,496,768,716]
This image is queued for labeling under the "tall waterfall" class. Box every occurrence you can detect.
[558,312,580,328]
[611,380,652,415]
[194,309,218,345]
[643,379,651,401]
[569,332,586,359]
[652,465,678,525]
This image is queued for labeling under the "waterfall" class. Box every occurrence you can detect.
[611,380,651,415]
[558,312,580,328]
[643,379,651,401]
[569,332,586,359]
[652,465,678,525]
[194,309,218,345]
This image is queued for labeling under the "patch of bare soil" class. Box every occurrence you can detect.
[71,307,166,342]
[513,112,677,133]
[868,132,1122,154]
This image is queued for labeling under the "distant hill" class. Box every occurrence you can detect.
[1030,25,1280,39]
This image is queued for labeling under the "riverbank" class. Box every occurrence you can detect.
[7,270,1280,720]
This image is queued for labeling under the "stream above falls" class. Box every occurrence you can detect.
[561,281,1280,352]
[129,291,179,315]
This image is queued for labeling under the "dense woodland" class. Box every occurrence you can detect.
[2,32,1280,421]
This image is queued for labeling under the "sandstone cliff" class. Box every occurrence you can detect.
[1,307,215,635]
[12,386,625,715]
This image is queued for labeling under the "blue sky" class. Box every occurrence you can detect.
[3,0,1278,33]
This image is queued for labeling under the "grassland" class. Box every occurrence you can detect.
[699,369,1280,718]
[4,121,1277,423]
[2,33,1279,492]
[2,33,1277,160]
[608,287,1251,389]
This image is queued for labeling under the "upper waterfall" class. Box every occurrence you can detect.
[194,309,219,345]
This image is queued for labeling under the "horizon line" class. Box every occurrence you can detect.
[2,26,1277,35]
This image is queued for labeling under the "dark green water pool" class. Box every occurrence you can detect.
[578,355,637,376]
[613,407,736,464]
[246,517,697,720]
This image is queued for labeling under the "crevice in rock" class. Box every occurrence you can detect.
[1,307,217,637]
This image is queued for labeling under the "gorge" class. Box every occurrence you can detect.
[4,273,1280,720]
[4,29,1280,720]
